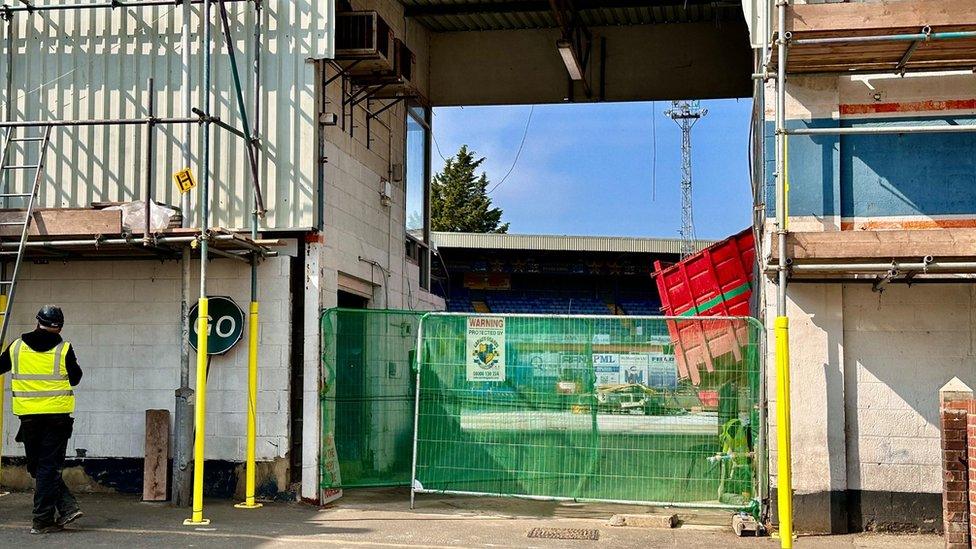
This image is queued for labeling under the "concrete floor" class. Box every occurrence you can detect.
[0,488,943,548]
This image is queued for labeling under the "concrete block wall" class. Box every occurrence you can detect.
[841,285,969,499]
[299,0,442,501]
[322,0,440,312]
[768,282,976,532]
[0,257,291,463]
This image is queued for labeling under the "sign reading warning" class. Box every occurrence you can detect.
[466,316,506,382]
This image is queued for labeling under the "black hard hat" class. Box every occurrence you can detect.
[36,305,64,329]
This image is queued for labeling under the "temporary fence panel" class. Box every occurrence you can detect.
[321,308,423,493]
[412,313,763,513]
[654,229,756,384]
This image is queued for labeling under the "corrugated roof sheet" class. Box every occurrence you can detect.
[5,1,333,231]
[430,232,714,254]
[399,1,741,32]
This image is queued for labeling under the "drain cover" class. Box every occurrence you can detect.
[527,527,600,540]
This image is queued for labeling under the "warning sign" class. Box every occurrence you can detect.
[173,168,197,194]
[466,316,506,382]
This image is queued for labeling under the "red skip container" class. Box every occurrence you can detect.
[653,228,756,385]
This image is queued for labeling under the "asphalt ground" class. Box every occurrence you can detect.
[0,488,943,548]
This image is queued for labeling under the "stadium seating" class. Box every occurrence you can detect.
[445,289,477,312]
[444,290,662,316]
[619,300,663,316]
[486,292,609,315]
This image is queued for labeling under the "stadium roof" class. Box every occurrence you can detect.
[430,232,714,254]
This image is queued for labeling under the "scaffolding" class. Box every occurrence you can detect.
[0,0,275,524]
[757,1,976,546]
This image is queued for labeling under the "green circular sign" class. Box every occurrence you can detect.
[188,296,246,355]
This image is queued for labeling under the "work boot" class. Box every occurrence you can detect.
[29,523,63,535]
[57,509,83,527]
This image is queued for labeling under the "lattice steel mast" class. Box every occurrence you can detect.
[665,100,707,257]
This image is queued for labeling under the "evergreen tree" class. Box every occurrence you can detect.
[430,145,509,233]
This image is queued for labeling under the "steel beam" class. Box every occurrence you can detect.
[404,0,716,17]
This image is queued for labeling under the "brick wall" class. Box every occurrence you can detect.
[1,257,291,462]
[940,387,971,548]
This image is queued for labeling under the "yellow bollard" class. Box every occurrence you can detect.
[235,301,262,509]
[775,316,794,548]
[185,297,211,526]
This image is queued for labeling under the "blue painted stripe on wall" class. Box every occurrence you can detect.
[764,115,976,219]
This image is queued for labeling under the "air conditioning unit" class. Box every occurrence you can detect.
[335,11,395,74]
[362,39,420,101]
[393,38,416,84]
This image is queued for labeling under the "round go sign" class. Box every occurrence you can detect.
[188,296,246,355]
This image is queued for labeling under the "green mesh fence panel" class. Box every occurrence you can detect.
[321,308,424,490]
[412,314,764,510]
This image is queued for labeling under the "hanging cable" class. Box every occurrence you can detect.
[431,131,448,162]
[651,100,657,201]
[487,105,534,195]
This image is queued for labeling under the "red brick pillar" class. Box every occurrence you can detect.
[940,378,973,549]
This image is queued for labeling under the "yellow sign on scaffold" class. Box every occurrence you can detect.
[173,168,197,194]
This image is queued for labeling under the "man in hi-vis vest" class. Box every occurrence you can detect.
[0,305,83,534]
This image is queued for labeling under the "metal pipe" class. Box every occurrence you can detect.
[3,14,13,208]
[756,0,771,517]
[0,233,273,249]
[217,0,264,218]
[774,0,793,546]
[208,246,250,263]
[0,0,246,13]
[143,78,155,246]
[791,29,976,47]
[789,260,976,273]
[409,314,426,510]
[788,124,976,136]
[233,0,263,511]
[175,0,193,509]
[0,293,6,489]
[193,110,247,140]
[0,116,200,128]
[185,0,212,527]
[895,40,921,73]
[181,0,192,227]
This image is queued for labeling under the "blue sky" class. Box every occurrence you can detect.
[431,99,754,240]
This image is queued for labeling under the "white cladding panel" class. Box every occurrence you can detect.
[1,0,334,230]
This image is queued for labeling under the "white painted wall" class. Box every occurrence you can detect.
[765,282,847,497]
[767,282,973,500]
[1,257,291,462]
[842,283,971,494]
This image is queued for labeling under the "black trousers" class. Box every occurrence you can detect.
[16,415,78,526]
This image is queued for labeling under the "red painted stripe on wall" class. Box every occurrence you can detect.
[840,99,976,115]
[841,218,976,231]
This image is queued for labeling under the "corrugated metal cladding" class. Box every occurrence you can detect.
[2,0,334,231]
[399,0,736,32]
[430,232,714,254]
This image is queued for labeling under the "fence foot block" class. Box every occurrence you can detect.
[607,513,677,529]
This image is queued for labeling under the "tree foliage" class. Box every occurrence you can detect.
[430,145,509,234]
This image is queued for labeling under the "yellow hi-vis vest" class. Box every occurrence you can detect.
[10,339,74,415]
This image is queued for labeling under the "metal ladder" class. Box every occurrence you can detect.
[0,126,53,346]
